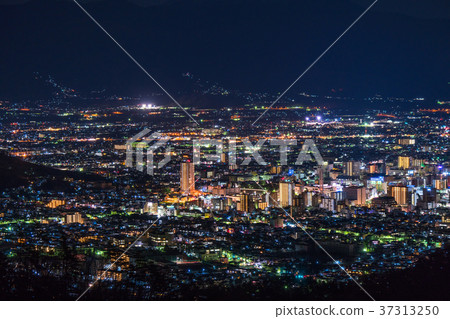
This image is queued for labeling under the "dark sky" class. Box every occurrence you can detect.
[0,0,449,100]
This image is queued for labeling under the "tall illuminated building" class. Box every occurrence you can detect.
[433,179,446,190]
[412,158,425,168]
[270,166,282,174]
[344,161,353,176]
[343,186,366,206]
[279,182,293,208]
[64,212,83,224]
[46,199,66,208]
[344,161,360,177]
[390,186,408,205]
[355,187,366,206]
[180,162,195,194]
[398,156,410,169]
[398,138,415,145]
[368,164,378,174]
[239,194,250,212]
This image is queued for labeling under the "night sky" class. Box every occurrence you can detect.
[0,0,449,100]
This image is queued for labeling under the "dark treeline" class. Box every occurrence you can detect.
[0,246,448,301]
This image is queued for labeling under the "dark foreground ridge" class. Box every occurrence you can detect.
[0,152,106,191]
[0,245,448,301]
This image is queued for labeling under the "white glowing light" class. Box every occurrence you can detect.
[140,103,157,110]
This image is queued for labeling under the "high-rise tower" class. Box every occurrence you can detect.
[180,162,195,194]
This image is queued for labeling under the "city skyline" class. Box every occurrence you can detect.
[0,0,449,310]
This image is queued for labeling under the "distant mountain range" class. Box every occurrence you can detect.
[0,0,448,101]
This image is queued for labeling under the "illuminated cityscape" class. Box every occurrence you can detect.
[0,0,449,304]
[1,94,449,300]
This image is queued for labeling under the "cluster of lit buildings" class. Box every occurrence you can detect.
[0,100,449,298]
